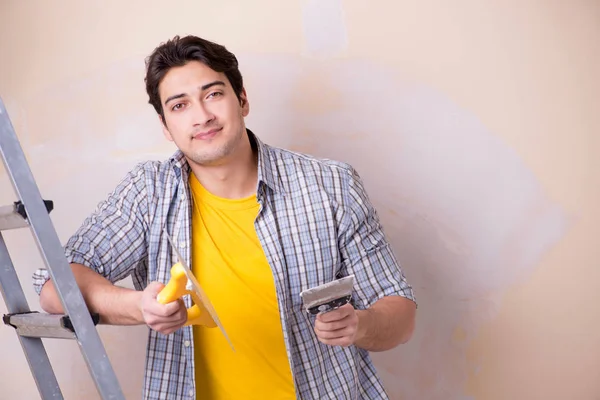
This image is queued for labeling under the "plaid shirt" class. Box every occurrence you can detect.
[33,130,415,399]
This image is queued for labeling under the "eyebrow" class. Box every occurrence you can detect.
[163,80,226,106]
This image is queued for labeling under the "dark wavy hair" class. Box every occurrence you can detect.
[144,35,244,119]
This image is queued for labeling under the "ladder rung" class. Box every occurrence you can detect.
[0,200,53,231]
[3,312,100,339]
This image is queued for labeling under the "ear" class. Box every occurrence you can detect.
[160,114,174,142]
[239,88,250,117]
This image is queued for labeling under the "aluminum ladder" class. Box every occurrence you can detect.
[0,97,125,400]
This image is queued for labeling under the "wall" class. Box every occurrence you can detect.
[0,1,598,399]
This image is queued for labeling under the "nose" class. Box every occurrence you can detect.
[191,101,215,126]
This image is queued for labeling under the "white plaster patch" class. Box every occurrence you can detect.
[302,0,348,58]
[240,53,567,399]
[2,50,568,400]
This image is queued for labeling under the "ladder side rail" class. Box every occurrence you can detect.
[0,232,64,399]
[0,100,125,400]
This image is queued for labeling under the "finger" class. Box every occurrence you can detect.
[175,299,188,323]
[316,309,344,323]
[162,312,188,333]
[145,299,181,317]
[148,308,188,333]
[315,326,356,339]
[155,321,185,335]
[160,315,187,331]
[317,304,354,323]
[315,316,354,332]
[161,300,184,316]
[146,281,165,296]
[315,327,355,340]
[145,311,184,327]
[145,296,187,320]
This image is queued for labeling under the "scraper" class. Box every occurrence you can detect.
[300,275,355,315]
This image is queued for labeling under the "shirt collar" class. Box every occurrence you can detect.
[168,128,286,196]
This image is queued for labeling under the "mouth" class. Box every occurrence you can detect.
[193,127,222,140]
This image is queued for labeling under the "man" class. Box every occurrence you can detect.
[33,35,416,400]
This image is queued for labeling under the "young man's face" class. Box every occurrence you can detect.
[158,61,249,166]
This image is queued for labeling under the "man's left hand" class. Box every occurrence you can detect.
[314,303,362,347]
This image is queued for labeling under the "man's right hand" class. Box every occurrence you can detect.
[140,282,188,335]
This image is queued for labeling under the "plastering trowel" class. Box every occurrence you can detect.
[300,275,355,315]
[158,229,234,351]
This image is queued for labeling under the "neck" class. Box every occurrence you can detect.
[188,133,258,199]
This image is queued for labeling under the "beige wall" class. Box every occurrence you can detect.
[0,1,598,399]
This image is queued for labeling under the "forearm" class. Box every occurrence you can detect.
[354,296,416,352]
[39,263,144,325]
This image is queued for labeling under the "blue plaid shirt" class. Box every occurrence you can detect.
[33,131,415,399]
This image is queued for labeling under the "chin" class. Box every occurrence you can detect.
[186,149,229,166]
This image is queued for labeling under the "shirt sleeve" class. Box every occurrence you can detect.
[337,166,416,310]
[32,163,151,295]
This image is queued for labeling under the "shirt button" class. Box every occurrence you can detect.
[184,340,190,347]
[189,389,194,397]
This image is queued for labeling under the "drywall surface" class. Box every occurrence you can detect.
[0,1,598,399]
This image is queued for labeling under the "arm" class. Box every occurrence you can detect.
[314,165,416,350]
[40,265,187,333]
[35,164,149,318]
[39,263,143,325]
[34,163,187,333]
[355,295,416,351]
[314,296,416,351]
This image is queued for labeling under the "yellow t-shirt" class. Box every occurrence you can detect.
[189,173,295,400]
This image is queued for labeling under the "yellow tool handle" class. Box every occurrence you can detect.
[156,262,217,328]
[157,263,188,303]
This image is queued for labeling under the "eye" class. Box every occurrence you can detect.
[171,103,185,111]
[207,91,223,99]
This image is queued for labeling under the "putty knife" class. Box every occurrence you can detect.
[300,275,355,315]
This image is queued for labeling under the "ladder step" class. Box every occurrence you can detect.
[3,312,100,339]
[0,200,53,231]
